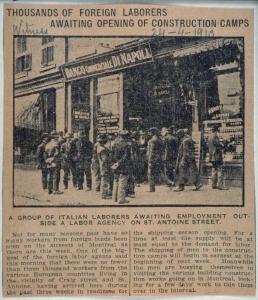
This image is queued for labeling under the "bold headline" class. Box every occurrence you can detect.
[7,7,249,36]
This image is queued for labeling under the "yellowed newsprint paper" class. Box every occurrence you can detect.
[2,2,255,298]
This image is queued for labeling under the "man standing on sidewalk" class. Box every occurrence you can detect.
[36,135,49,192]
[61,132,72,190]
[161,126,178,186]
[112,130,132,204]
[208,125,226,190]
[97,134,112,199]
[75,130,93,191]
[147,127,173,192]
[44,131,62,195]
[92,135,101,193]
[174,129,202,192]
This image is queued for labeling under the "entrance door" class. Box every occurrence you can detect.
[71,79,90,134]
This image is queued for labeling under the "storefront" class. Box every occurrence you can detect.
[62,38,201,136]
[14,72,65,162]
[169,38,244,187]
[62,37,244,187]
[14,89,57,162]
[62,40,153,139]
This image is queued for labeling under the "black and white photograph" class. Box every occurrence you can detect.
[13,36,244,207]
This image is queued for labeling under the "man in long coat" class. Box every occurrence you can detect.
[208,125,225,190]
[162,126,178,185]
[44,132,62,194]
[175,129,202,192]
[112,130,132,204]
[97,134,112,199]
[60,133,72,189]
[147,127,173,192]
[36,136,49,191]
[75,131,93,191]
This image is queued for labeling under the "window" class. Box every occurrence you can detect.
[42,36,54,45]
[16,37,27,53]
[15,55,31,73]
[41,46,54,66]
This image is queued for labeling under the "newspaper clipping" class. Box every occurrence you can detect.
[2,3,255,297]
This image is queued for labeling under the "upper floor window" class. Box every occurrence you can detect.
[15,54,32,74]
[42,36,54,45]
[16,37,27,53]
[41,37,55,66]
[41,46,54,66]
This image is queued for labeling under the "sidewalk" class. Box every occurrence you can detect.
[14,167,243,206]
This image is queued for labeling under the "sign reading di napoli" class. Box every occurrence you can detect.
[62,43,153,80]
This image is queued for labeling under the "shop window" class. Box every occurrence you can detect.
[98,93,119,115]
[16,37,27,54]
[41,90,56,132]
[41,46,54,66]
[15,54,32,74]
[42,36,54,45]
[217,71,242,116]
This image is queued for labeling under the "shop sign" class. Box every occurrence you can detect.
[208,105,222,115]
[62,44,153,80]
[73,110,90,120]
[172,38,237,58]
[152,81,173,98]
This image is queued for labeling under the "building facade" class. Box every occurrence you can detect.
[14,36,244,187]
[61,37,244,187]
[14,36,135,158]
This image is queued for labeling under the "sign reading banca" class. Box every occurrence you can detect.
[62,43,153,81]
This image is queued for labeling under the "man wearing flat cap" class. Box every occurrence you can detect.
[97,134,112,199]
[44,131,62,194]
[162,126,178,185]
[75,130,93,191]
[60,133,72,189]
[175,129,202,192]
[208,125,226,190]
[36,136,49,192]
[92,134,102,193]
[111,130,132,204]
[147,127,173,192]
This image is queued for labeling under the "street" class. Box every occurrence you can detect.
[14,167,243,206]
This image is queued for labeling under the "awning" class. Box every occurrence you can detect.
[15,93,42,130]
[172,38,239,58]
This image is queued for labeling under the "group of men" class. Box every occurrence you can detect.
[36,124,225,204]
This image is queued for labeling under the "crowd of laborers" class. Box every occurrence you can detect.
[36,125,225,204]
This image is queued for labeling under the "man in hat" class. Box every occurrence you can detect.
[126,131,140,197]
[69,133,79,189]
[97,134,112,199]
[92,135,102,192]
[161,126,178,185]
[112,130,132,204]
[175,129,202,192]
[138,130,148,184]
[61,132,72,189]
[106,133,118,194]
[147,127,173,192]
[44,131,62,195]
[208,125,226,190]
[36,136,49,192]
[75,130,92,191]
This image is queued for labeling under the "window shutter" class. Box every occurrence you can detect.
[17,38,21,53]
[41,48,47,65]
[22,37,27,52]
[25,54,31,70]
[15,58,20,73]
[49,46,54,62]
